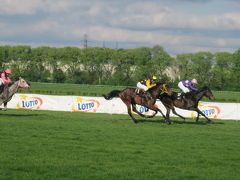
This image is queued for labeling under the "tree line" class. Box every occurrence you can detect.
[0,45,239,91]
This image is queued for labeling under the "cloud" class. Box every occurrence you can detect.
[0,0,43,15]
[0,0,239,54]
[111,6,240,31]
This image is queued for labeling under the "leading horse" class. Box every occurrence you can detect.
[159,86,215,123]
[0,77,30,110]
[103,83,172,123]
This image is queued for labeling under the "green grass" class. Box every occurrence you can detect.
[18,82,240,103]
[19,82,127,97]
[0,109,240,180]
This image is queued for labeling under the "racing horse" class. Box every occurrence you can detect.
[0,77,30,110]
[103,82,172,123]
[159,86,215,123]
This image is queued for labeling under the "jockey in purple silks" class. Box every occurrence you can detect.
[178,79,198,93]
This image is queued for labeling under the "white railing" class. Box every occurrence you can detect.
[4,93,240,120]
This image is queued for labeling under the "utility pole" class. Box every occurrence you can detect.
[83,34,88,48]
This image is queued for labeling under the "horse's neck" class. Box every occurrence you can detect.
[8,81,19,96]
[148,86,160,98]
[195,90,205,101]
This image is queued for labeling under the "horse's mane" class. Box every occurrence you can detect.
[199,86,210,91]
[7,77,30,88]
[8,81,15,87]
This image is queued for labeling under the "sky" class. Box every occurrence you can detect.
[0,0,240,55]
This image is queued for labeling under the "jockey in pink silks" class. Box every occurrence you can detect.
[0,68,12,92]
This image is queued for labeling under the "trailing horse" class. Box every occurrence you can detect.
[159,86,215,123]
[103,83,172,123]
[0,77,30,110]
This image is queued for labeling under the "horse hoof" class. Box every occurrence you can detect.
[134,120,139,124]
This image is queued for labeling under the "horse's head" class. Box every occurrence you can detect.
[202,86,215,100]
[17,77,30,90]
[159,83,173,96]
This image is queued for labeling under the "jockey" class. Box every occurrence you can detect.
[136,75,157,97]
[178,78,198,95]
[0,68,12,93]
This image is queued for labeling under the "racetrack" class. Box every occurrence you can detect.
[0,109,240,180]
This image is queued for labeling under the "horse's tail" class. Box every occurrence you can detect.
[103,90,122,100]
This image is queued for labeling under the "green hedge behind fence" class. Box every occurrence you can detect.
[17,82,240,103]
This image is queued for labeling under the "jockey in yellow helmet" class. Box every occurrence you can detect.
[136,76,157,98]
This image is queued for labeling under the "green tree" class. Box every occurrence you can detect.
[232,49,240,89]
[211,52,233,90]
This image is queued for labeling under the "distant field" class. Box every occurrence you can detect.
[18,82,240,103]
[0,109,240,180]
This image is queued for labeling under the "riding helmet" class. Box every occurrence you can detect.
[191,78,198,84]
[5,68,12,74]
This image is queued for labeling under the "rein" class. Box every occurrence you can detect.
[160,84,170,94]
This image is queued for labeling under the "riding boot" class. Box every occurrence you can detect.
[180,93,185,100]
[0,85,4,94]
[138,90,147,98]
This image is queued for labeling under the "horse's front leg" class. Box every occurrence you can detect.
[146,104,166,119]
[196,108,211,123]
[172,108,186,120]
[135,100,158,119]
[132,104,147,118]
[1,102,7,111]
[3,102,7,111]
[157,108,166,119]
[196,112,200,122]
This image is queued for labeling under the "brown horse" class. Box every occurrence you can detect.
[159,86,215,123]
[103,83,172,123]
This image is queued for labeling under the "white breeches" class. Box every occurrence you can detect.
[178,81,190,93]
[137,82,148,91]
[0,78,3,86]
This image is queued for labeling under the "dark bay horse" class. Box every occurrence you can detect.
[0,77,30,110]
[103,83,172,123]
[159,86,215,123]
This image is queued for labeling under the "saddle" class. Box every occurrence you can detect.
[135,89,152,99]
[176,92,185,100]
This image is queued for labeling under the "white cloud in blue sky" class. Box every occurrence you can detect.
[0,0,239,55]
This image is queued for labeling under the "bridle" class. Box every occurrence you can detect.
[17,79,26,88]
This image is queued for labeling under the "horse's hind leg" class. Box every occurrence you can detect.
[165,108,171,124]
[172,107,185,120]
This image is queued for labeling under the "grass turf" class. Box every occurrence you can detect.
[0,109,240,180]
